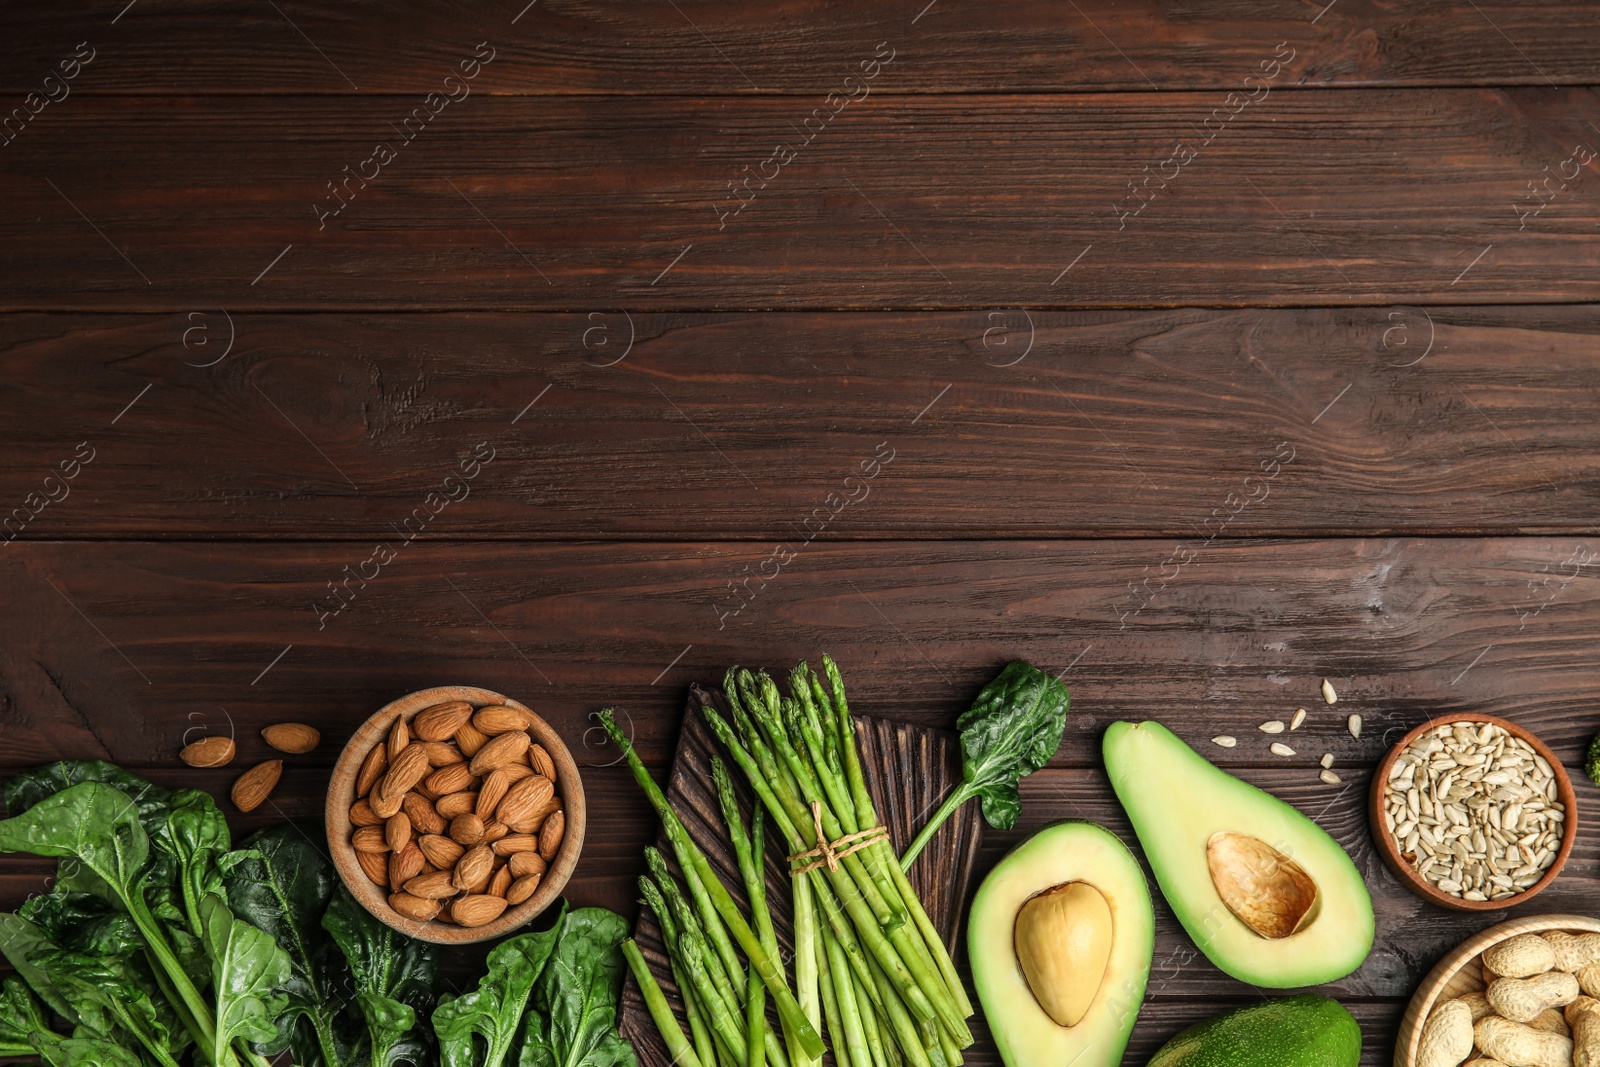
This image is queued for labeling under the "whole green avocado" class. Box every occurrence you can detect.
[1146,994,1361,1067]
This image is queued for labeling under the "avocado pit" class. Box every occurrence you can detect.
[1013,881,1114,1027]
[1205,831,1319,940]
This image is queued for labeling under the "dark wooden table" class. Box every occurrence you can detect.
[4,3,1600,1064]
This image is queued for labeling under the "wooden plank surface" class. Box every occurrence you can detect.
[3,91,1599,310]
[4,306,1600,541]
[3,538,1598,770]
[4,2,1600,95]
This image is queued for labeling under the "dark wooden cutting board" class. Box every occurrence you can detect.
[619,683,983,1067]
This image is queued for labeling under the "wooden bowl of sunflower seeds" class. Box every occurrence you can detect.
[326,685,585,944]
[1370,713,1576,912]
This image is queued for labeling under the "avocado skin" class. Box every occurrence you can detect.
[1145,995,1361,1067]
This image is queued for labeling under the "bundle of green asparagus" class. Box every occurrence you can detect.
[604,656,975,1067]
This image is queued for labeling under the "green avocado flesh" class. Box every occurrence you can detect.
[1103,721,1373,988]
[1146,994,1362,1067]
[968,820,1155,1067]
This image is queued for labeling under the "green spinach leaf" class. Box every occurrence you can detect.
[3,760,172,824]
[519,908,636,1067]
[151,788,232,938]
[434,903,567,1067]
[324,883,439,1067]
[223,825,357,1067]
[0,973,52,1055]
[900,660,1070,867]
[201,895,292,1067]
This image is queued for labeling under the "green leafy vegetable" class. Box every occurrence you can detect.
[519,907,636,1067]
[435,904,567,1067]
[1586,732,1600,787]
[223,824,352,1066]
[152,788,232,938]
[201,895,293,1067]
[324,882,439,1067]
[899,660,1069,868]
[0,975,50,1056]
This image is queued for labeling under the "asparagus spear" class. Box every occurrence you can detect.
[624,940,704,1067]
[599,711,826,1061]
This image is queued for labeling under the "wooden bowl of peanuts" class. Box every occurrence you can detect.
[1370,713,1578,912]
[1395,915,1600,1067]
[326,685,585,944]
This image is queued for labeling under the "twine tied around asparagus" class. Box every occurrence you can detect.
[788,800,888,874]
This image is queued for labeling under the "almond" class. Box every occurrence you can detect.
[469,730,530,776]
[381,745,432,801]
[506,872,542,905]
[369,786,405,819]
[413,700,474,742]
[385,812,412,854]
[473,705,530,736]
[477,768,514,820]
[529,743,556,781]
[421,741,465,767]
[481,820,509,846]
[418,834,465,869]
[413,779,442,802]
[356,849,389,885]
[180,735,236,768]
[388,716,410,760]
[262,722,320,754]
[389,842,424,891]
[497,775,555,829]
[389,893,440,922]
[352,825,390,852]
[435,791,479,819]
[489,864,513,898]
[356,744,388,797]
[405,870,460,899]
[231,760,282,813]
[453,844,495,893]
[494,834,541,856]
[452,894,508,928]
[509,851,547,879]
[450,813,486,847]
[538,811,565,862]
[401,793,446,836]
[426,763,475,796]
[454,722,490,758]
[499,763,535,783]
[349,798,383,827]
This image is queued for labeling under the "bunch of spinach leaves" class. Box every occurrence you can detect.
[0,761,636,1067]
[434,904,636,1067]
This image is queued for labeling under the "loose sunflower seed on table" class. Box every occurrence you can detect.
[1211,735,1238,748]
[1382,721,1564,901]
[1259,720,1286,734]
[1290,708,1307,730]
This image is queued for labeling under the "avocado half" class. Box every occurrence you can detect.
[1103,721,1374,988]
[968,820,1154,1067]
[1146,994,1362,1067]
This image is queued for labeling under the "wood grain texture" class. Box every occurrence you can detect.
[4,2,1600,95]
[4,307,1600,540]
[2,538,1599,773]
[2,91,1597,310]
[618,688,981,1067]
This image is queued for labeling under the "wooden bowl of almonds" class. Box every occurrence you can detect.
[1394,914,1600,1067]
[326,685,585,944]
[1370,713,1577,912]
